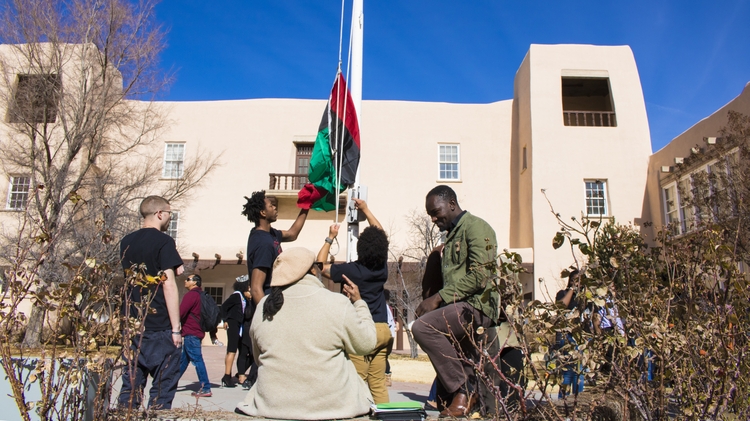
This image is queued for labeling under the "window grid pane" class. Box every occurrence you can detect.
[664,185,680,234]
[585,181,607,216]
[204,286,224,306]
[678,178,694,233]
[167,211,179,241]
[163,144,185,178]
[438,145,460,180]
[7,176,31,210]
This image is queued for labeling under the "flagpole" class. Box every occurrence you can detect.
[346,0,363,263]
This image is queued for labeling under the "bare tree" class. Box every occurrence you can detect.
[387,208,442,358]
[0,0,219,348]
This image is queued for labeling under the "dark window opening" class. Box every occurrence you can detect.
[9,74,62,124]
[562,77,616,127]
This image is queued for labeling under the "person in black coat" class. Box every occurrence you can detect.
[220,279,251,387]
[237,291,257,389]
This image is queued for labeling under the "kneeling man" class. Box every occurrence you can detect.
[413,185,499,418]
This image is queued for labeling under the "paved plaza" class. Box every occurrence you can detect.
[111,345,439,419]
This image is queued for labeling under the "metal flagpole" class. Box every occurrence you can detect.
[346,0,363,263]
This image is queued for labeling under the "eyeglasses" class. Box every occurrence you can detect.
[155,210,173,218]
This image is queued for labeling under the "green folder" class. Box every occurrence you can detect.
[375,401,424,410]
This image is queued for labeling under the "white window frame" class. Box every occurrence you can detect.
[662,182,680,234]
[6,175,31,210]
[162,143,185,179]
[437,143,461,181]
[584,179,608,217]
[677,177,696,233]
[166,210,179,242]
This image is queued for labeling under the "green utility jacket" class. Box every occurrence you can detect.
[438,211,499,322]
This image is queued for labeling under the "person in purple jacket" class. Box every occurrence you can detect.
[179,274,212,397]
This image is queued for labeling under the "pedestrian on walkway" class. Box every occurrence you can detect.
[179,274,212,397]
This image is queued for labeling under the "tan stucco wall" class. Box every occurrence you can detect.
[152,97,514,302]
[519,45,652,299]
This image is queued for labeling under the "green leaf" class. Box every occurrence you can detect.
[552,232,565,249]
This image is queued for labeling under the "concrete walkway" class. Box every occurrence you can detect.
[112,345,440,419]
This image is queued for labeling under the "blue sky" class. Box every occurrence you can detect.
[155,0,750,152]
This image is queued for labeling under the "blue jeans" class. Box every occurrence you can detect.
[555,333,584,399]
[179,335,211,393]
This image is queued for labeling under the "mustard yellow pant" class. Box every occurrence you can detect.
[351,322,394,404]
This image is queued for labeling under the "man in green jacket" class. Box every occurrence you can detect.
[413,185,498,418]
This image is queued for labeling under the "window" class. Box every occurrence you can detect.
[522,146,528,172]
[438,144,460,181]
[295,143,313,189]
[663,184,680,234]
[562,77,616,127]
[162,143,185,179]
[678,178,695,233]
[9,74,62,124]
[584,180,608,216]
[166,211,179,241]
[6,176,31,210]
[203,286,224,306]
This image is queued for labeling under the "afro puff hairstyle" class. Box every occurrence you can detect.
[357,226,389,270]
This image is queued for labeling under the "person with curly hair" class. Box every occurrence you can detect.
[317,198,392,403]
[242,190,309,307]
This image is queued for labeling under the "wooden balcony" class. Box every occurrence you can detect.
[563,111,617,127]
[269,173,308,190]
[267,173,346,214]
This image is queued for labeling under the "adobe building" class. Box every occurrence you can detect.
[2,42,748,336]
[645,82,750,242]
[145,44,654,304]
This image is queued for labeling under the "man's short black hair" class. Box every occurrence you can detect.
[426,185,458,204]
[191,274,202,287]
[357,226,389,270]
[242,190,266,224]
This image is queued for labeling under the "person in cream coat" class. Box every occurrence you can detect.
[235,247,377,420]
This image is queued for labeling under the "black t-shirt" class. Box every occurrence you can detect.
[120,228,183,331]
[330,261,388,323]
[246,227,283,294]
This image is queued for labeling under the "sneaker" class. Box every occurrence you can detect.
[191,390,212,398]
[385,372,392,387]
[212,339,224,346]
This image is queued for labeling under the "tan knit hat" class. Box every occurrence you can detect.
[270,247,315,287]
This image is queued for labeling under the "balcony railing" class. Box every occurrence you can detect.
[269,173,308,190]
[268,173,347,213]
[563,111,617,127]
